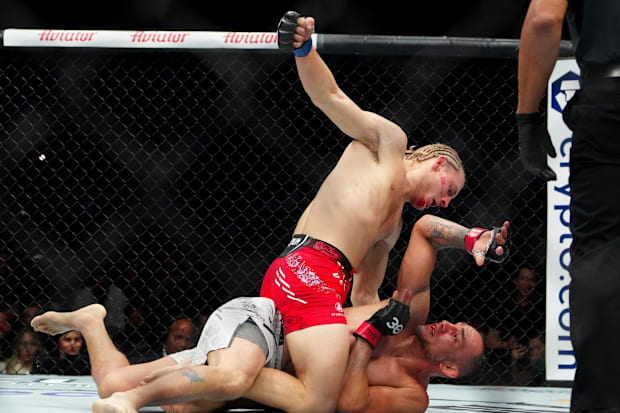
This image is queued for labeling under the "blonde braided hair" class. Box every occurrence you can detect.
[404,143,463,171]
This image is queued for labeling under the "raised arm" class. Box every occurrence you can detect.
[515,0,568,181]
[398,215,509,325]
[278,11,407,157]
[517,0,568,114]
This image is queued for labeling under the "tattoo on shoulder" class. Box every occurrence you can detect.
[426,220,468,249]
[180,367,205,384]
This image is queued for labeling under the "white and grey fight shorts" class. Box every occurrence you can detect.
[167,297,284,370]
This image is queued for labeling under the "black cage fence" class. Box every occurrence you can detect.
[0,34,565,383]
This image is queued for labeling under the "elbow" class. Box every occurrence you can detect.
[307,93,323,108]
[310,87,344,111]
[528,10,564,34]
[412,214,433,236]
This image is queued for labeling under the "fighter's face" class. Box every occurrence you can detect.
[416,321,484,366]
[413,158,465,210]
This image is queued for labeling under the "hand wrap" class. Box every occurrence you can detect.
[465,227,509,264]
[277,11,312,56]
[354,298,410,349]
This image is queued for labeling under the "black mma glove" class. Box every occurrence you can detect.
[354,298,410,349]
[465,227,509,264]
[516,112,557,181]
[277,11,313,56]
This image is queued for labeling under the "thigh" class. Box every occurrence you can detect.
[207,337,267,378]
[285,324,350,401]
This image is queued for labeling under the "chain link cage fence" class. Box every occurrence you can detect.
[0,35,570,384]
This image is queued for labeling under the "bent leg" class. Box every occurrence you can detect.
[31,304,176,397]
[31,304,129,385]
[246,324,350,413]
[93,337,266,413]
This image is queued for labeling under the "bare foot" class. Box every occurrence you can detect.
[31,304,106,336]
[92,394,137,413]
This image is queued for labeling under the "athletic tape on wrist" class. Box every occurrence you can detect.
[293,37,313,57]
[465,227,486,254]
[354,322,382,348]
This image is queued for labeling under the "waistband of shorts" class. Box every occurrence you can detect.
[280,234,354,276]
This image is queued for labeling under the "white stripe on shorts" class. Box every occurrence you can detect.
[276,267,290,288]
[286,294,308,304]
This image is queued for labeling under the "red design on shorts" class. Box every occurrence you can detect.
[311,240,340,260]
[261,246,351,334]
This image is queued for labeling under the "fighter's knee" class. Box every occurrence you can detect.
[219,369,257,400]
[96,374,116,398]
[97,371,132,398]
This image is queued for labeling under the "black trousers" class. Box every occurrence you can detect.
[563,77,620,412]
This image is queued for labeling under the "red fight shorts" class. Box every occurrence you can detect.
[260,234,354,334]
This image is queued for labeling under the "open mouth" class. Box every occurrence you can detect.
[424,199,436,209]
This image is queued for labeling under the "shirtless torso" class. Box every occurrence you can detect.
[294,139,407,271]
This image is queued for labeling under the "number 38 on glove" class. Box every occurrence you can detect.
[354,297,410,349]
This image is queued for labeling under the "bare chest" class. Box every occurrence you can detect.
[367,356,414,388]
[350,173,405,240]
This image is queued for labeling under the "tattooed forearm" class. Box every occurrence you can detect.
[425,216,468,249]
